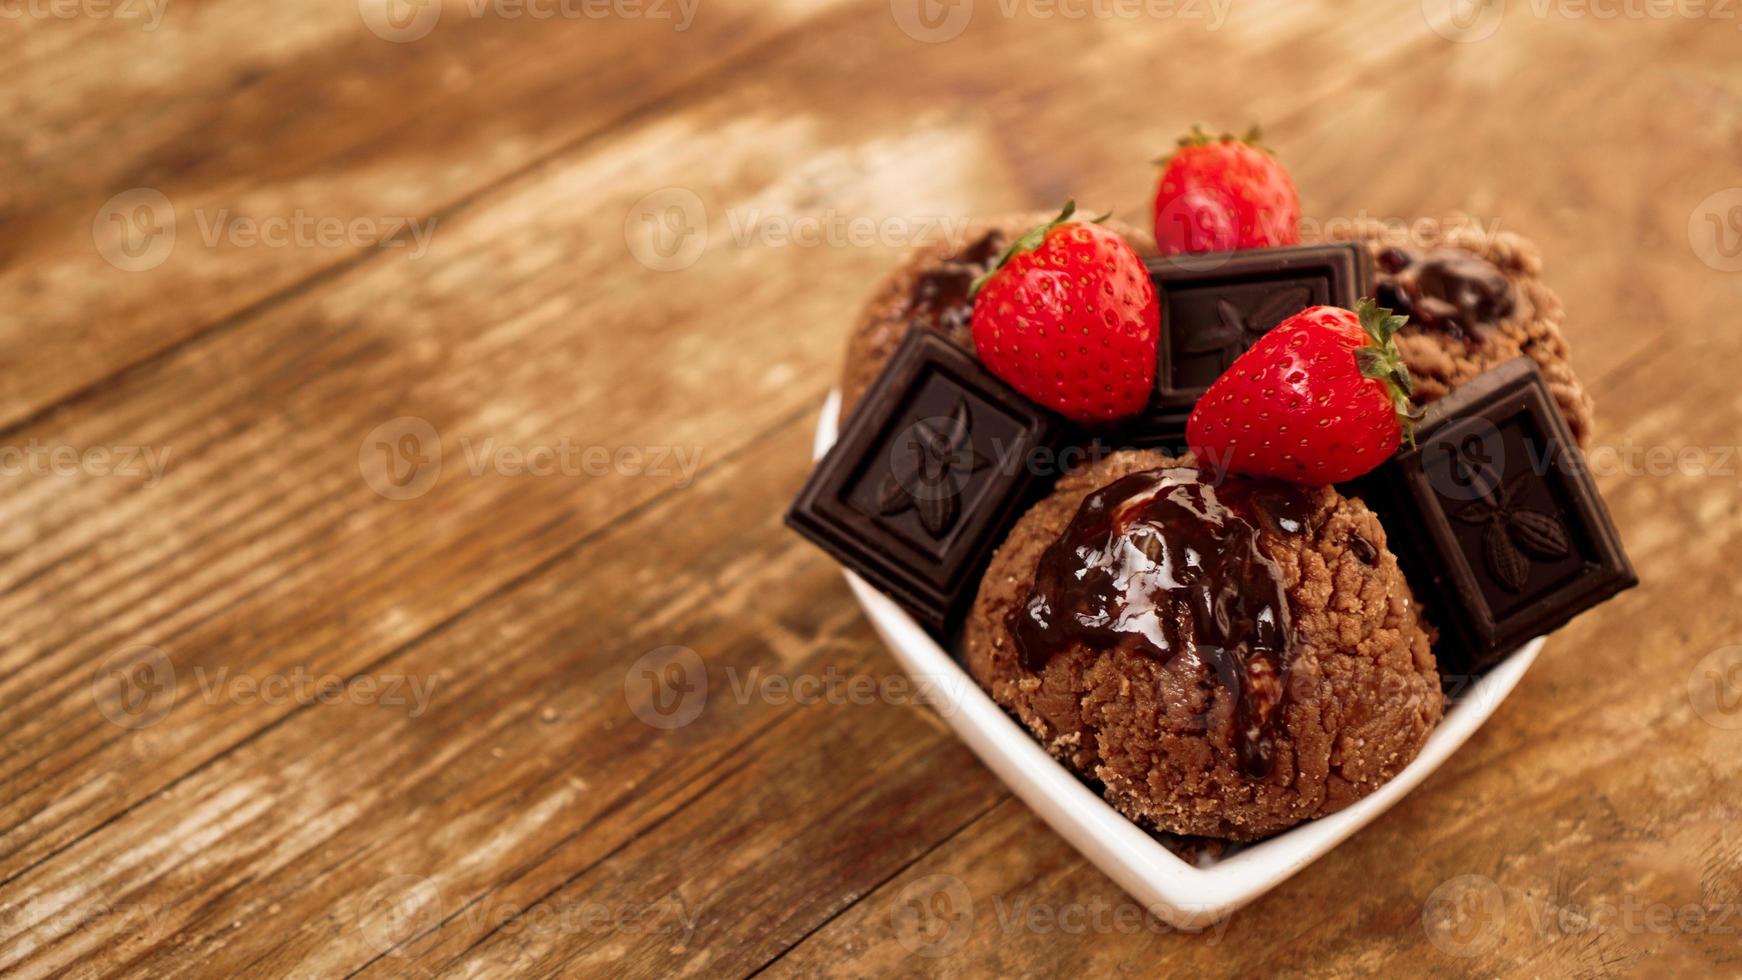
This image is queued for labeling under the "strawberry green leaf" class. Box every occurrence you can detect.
[1155,123,1273,164]
[1355,348,1389,377]
[970,200,1081,299]
[1351,298,1422,447]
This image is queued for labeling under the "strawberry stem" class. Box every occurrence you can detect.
[1155,123,1273,164]
[969,201,1101,299]
[1353,298,1424,447]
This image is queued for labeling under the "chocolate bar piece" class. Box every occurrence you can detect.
[1121,243,1372,447]
[787,332,1062,633]
[1353,358,1636,677]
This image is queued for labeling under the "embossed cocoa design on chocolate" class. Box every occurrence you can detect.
[1454,470,1572,592]
[1122,244,1369,448]
[1183,286,1314,365]
[1349,358,1635,675]
[906,230,1006,342]
[878,399,990,538]
[1375,245,1515,343]
[787,331,1062,633]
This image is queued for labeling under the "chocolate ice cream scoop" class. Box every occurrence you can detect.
[1009,468,1311,777]
[1325,218,1595,445]
[966,449,1443,841]
[838,213,1155,418]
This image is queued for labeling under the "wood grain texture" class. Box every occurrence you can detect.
[3,0,1740,976]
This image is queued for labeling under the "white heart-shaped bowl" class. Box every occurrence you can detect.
[812,389,1543,929]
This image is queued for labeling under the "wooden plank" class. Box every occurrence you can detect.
[0,74,865,882]
[0,418,969,976]
[4,2,1741,976]
[0,0,846,430]
[0,3,1459,972]
[0,0,1437,890]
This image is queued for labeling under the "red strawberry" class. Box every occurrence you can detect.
[969,202,1160,422]
[1187,300,1420,484]
[1152,125,1300,256]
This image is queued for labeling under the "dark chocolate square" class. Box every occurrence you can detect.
[787,332,1062,633]
[1122,243,1372,446]
[1352,358,1636,677]
[1149,243,1371,407]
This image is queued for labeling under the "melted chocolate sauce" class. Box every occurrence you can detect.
[1374,245,1514,343]
[905,230,1006,344]
[1008,468,1313,777]
[1348,531,1379,566]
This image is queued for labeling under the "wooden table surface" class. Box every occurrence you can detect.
[4,1,1740,976]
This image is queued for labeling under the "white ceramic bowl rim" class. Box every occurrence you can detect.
[811,390,1543,928]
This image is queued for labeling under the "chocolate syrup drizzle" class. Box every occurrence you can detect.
[1008,468,1312,778]
[905,230,1006,344]
[1374,245,1515,343]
